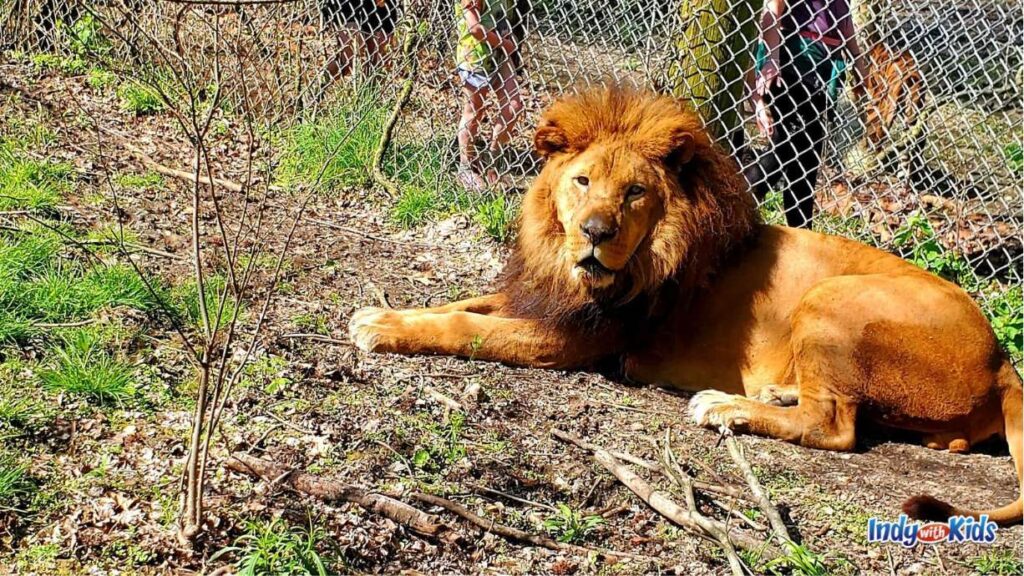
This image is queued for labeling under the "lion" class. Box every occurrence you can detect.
[349,87,1022,526]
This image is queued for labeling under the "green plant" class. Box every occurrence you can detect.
[1004,142,1023,174]
[473,194,519,242]
[243,354,292,394]
[117,81,165,115]
[66,13,110,57]
[983,285,1023,363]
[762,541,830,576]
[38,328,136,405]
[758,190,786,225]
[892,212,971,285]
[172,275,243,332]
[86,67,117,90]
[968,549,1024,576]
[212,517,330,576]
[542,503,604,544]
[391,187,437,227]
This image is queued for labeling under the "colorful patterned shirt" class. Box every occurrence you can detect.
[455,0,517,74]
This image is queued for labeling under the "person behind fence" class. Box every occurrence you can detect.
[320,0,398,83]
[744,0,867,228]
[454,0,525,191]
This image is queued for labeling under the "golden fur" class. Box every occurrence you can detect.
[349,87,1023,526]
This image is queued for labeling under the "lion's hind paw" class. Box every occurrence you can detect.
[687,390,750,429]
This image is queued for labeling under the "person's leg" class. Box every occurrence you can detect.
[458,82,490,190]
[486,60,524,183]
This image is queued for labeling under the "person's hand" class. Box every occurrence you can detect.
[753,94,774,138]
[755,58,782,97]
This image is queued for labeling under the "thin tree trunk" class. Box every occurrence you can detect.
[669,0,759,145]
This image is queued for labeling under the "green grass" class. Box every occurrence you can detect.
[212,517,331,576]
[171,274,243,332]
[117,81,165,116]
[0,455,34,511]
[114,171,164,191]
[473,194,519,243]
[391,187,438,227]
[38,328,136,405]
[0,144,72,211]
[275,87,389,191]
[969,549,1024,576]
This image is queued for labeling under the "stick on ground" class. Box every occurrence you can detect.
[722,432,792,544]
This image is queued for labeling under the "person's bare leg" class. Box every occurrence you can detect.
[486,61,524,183]
[457,84,489,190]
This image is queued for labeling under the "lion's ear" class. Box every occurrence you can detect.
[664,132,695,169]
[534,122,569,158]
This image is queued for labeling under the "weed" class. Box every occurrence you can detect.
[212,517,331,576]
[1004,142,1023,174]
[410,411,468,472]
[968,549,1024,575]
[38,328,136,405]
[242,354,291,394]
[29,52,86,75]
[473,194,519,242]
[542,503,604,544]
[391,187,437,227]
[893,212,972,285]
[117,81,165,115]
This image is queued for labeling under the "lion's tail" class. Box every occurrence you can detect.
[902,359,1023,527]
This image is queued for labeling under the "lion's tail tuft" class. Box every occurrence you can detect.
[901,494,954,521]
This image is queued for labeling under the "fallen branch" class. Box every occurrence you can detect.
[722,431,791,544]
[226,453,447,537]
[277,332,352,346]
[409,492,650,562]
[552,429,771,557]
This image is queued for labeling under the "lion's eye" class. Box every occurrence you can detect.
[626,184,646,199]
[574,175,590,188]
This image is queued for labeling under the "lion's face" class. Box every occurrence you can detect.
[551,143,670,289]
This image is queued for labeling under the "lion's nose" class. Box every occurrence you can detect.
[581,215,618,245]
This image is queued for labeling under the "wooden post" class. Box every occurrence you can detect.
[669,0,760,147]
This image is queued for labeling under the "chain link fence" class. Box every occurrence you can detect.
[2,0,1021,358]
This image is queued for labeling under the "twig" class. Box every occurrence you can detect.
[78,239,184,260]
[469,484,558,512]
[721,431,791,545]
[263,411,316,436]
[423,385,464,412]
[226,453,448,537]
[711,499,767,532]
[32,319,96,329]
[277,333,352,346]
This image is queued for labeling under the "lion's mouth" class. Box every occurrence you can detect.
[574,254,617,287]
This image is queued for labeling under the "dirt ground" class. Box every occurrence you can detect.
[1,61,1021,576]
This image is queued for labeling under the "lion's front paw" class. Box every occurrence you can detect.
[348,307,404,352]
[687,390,750,430]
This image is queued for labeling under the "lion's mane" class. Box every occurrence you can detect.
[500,87,761,330]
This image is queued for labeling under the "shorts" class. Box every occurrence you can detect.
[321,0,397,35]
[456,59,516,91]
